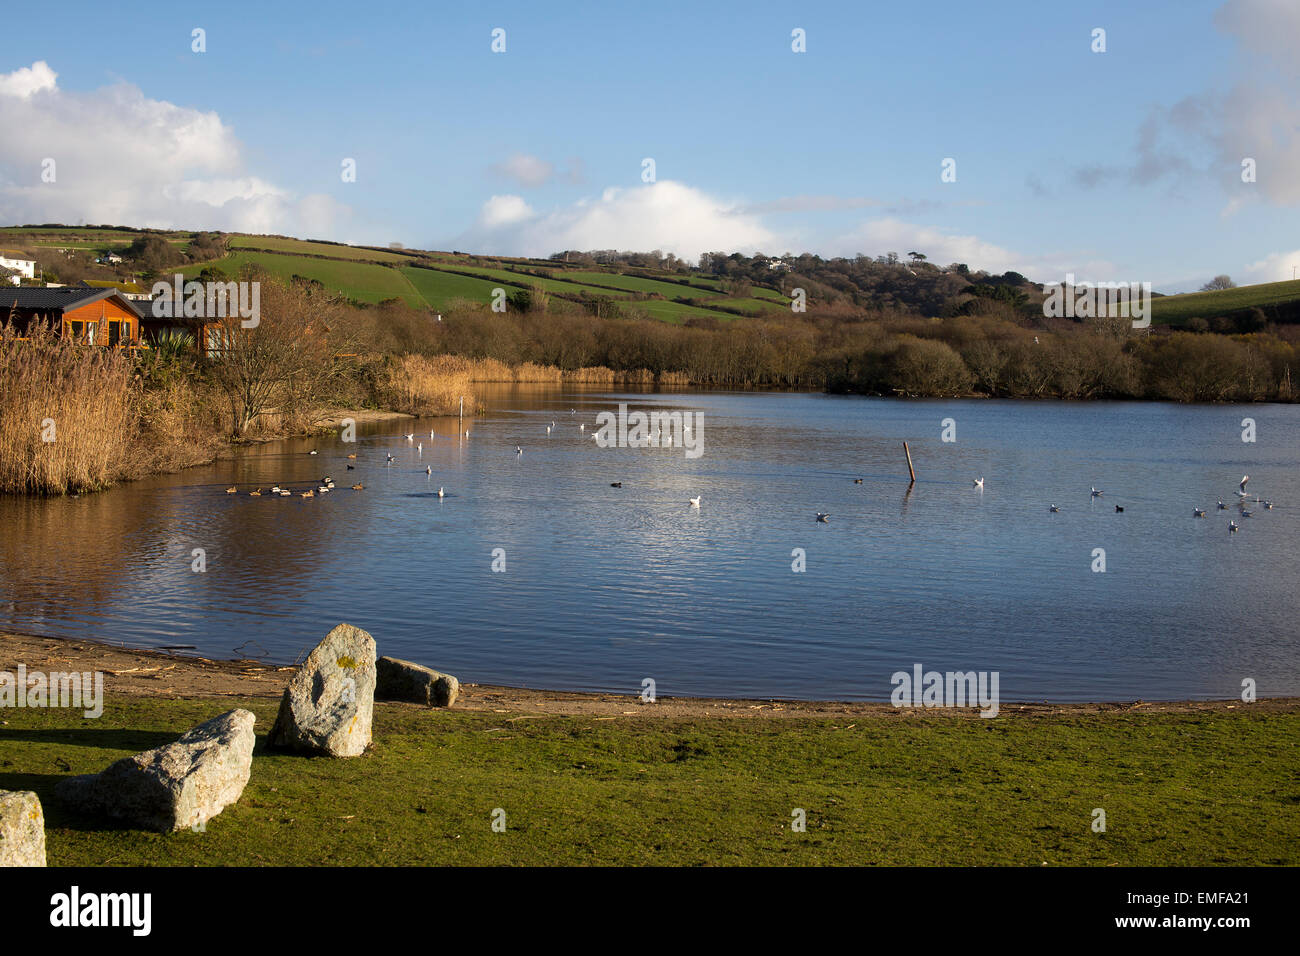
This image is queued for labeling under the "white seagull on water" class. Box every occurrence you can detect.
[1237,475,1251,498]
[689,496,701,508]
[973,477,984,489]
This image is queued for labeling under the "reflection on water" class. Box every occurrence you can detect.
[1,385,1298,702]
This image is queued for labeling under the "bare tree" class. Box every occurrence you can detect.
[1200,274,1236,291]
[206,279,348,436]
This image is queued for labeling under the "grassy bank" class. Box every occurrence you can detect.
[2,693,1295,866]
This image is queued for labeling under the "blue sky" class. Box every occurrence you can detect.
[2,0,1298,291]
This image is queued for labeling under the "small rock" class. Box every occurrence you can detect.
[376,656,460,707]
[0,790,46,867]
[54,710,254,833]
[268,623,376,757]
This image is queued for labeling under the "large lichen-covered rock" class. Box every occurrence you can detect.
[268,623,375,757]
[376,656,460,707]
[54,709,255,833]
[0,790,46,866]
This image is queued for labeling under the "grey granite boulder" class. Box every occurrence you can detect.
[268,623,376,757]
[54,709,254,832]
[0,790,46,866]
[376,656,460,707]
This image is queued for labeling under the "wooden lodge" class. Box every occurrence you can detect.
[0,286,229,352]
[0,287,145,347]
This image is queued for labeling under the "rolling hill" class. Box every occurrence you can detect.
[7,224,1300,331]
[2,226,795,322]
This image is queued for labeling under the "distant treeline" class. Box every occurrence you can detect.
[550,248,1039,317]
[347,293,1299,402]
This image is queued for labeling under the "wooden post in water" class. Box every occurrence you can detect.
[903,441,916,484]
[459,396,464,430]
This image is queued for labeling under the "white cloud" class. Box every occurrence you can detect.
[479,194,535,228]
[0,61,351,237]
[490,153,555,188]
[826,218,1019,271]
[1240,248,1300,283]
[1215,0,1300,70]
[489,152,585,188]
[0,60,56,98]
[1076,2,1300,209]
[1214,85,1300,206]
[459,180,774,261]
[822,217,1116,280]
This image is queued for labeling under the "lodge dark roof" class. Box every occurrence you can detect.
[0,287,146,317]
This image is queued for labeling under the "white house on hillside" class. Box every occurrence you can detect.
[0,251,36,285]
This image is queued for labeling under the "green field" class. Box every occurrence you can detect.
[441,264,631,298]
[712,296,788,314]
[183,251,422,305]
[228,235,417,264]
[0,226,802,322]
[0,228,188,239]
[565,271,721,299]
[1153,279,1300,324]
[5,239,129,249]
[623,299,738,322]
[399,266,508,309]
[3,695,1295,866]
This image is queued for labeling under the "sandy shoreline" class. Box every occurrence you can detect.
[2,630,1296,720]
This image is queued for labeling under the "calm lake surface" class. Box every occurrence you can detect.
[2,387,1297,702]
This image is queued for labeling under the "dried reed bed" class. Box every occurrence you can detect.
[562,366,615,384]
[515,362,563,383]
[0,324,137,494]
[133,379,225,474]
[383,354,476,415]
[420,356,693,387]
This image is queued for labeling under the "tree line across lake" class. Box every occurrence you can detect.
[361,289,1299,403]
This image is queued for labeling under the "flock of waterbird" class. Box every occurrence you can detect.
[222,416,1275,531]
[1030,474,1270,533]
[221,414,710,513]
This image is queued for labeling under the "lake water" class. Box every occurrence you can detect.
[1,387,1297,702]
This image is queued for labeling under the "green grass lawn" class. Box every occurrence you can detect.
[1153,279,1300,324]
[182,251,423,305]
[2,696,1294,866]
